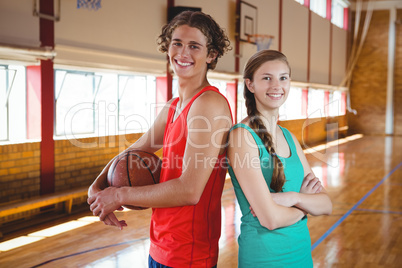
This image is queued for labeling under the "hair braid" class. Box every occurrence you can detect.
[245,89,286,192]
[243,50,289,192]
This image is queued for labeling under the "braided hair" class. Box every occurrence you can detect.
[243,50,291,192]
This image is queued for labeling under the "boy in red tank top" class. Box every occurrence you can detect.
[88,11,232,267]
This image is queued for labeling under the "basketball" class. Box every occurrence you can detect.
[107,149,162,210]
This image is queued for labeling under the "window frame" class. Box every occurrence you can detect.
[0,65,21,142]
[54,69,102,137]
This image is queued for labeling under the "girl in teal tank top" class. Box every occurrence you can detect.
[227,50,332,267]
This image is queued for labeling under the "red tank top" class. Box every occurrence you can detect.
[149,86,232,267]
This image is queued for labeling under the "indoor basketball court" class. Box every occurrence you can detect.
[0,0,401,267]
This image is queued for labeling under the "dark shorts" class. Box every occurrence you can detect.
[148,255,172,268]
[148,255,217,268]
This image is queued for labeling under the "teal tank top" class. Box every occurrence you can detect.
[228,123,313,268]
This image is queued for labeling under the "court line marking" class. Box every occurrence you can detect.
[355,208,402,215]
[31,238,148,267]
[311,161,402,251]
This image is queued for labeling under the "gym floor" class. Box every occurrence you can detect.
[0,134,401,267]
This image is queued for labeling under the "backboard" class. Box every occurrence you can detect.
[239,1,257,42]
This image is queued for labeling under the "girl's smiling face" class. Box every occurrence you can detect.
[168,25,216,80]
[246,59,291,112]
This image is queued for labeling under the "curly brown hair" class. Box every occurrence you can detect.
[157,11,231,70]
[243,50,291,192]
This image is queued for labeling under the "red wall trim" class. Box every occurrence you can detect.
[302,88,309,143]
[326,0,332,20]
[39,0,55,195]
[226,82,237,123]
[329,23,333,85]
[40,60,55,195]
[343,7,349,30]
[166,64,173,102]
[165,0,174,104]
[235,0,241,72]
[302,89,309,118]
[26,66,42,139]
[324,90,330,117]
[156,76,172,116]
[341,92,346,115]
[39,0,54,47]
[307,10,311,82]
[279,0,283,51]
[168,0,174,9]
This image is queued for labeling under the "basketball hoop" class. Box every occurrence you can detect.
[77,0,101,11]
[247,34,274,51]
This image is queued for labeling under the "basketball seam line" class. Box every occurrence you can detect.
[133,153,157,184]
[126,152,132,187]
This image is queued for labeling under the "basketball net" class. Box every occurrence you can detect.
[247,34,274,51]
[77,0,101,10]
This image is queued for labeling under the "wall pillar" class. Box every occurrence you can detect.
[39,0,55,195]
[385,7,396,135]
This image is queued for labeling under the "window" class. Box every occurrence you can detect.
[328,90,346,116]
[332,0,347,28]
[279,86,304,120]
[210,80,228,96]
[172,78,179,98]
[308,89,325,118]
[295,0,349,28]
[0,65,26,142]
[55,69,157,138]
[237,82,347,123]
[172,78,228,98]
[118,75,156,133]
[92,72,117,137]
[55,70,101,136]
[310,0,327,18]
[328,90,340,116]
[237,83,247,124]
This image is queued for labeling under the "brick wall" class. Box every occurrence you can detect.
[0,142,41,203]
[348,10,402,135]
[0,133,145,204]
[54,133,142,192]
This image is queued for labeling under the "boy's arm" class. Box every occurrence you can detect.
[88,91,232,221]
[87,99,171,228]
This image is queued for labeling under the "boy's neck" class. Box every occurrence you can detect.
[177,77,210,108]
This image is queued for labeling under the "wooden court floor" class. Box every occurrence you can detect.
[0,134,401,267]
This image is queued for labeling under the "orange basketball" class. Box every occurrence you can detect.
[107,150,162,210]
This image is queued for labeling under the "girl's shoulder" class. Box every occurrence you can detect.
[230,122,265,148]
[230,122,254,136]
